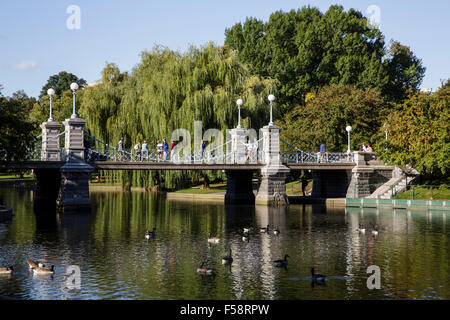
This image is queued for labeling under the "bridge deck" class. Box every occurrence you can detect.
[6,161,355,171]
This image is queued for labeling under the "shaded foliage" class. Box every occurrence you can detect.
[280,84,389,152]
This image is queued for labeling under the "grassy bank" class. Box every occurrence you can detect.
[0,174,33,181]
[173,183,227,194]
[394,185,450,200]
[286,180,313,196]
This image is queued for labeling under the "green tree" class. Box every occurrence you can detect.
[225,5,424,113]
[280,84,389,152]
[39,71,86,99]
[376,83,450,180]
[0,87,35,164]
[384,40,426,103]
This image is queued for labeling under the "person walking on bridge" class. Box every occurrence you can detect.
[163,138,169,161]
[156,140,163,161]
[141,140,148,161]
[118,137,124,160]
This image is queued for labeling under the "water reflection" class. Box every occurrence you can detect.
[0,186,449,300]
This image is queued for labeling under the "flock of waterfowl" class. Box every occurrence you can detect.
[2,222,374,283]
[0,259,55,276]
[195,224,328,285]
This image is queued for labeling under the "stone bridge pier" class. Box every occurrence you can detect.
[34,117,93,211]
[225,124,290,206]
[56,117,93,210]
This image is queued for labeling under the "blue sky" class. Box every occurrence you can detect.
[0,0,449,98]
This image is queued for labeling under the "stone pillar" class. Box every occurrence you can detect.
[256,124,290,206]
[229,127,248,164]
[40,121,62,161]
[225,170,255,205]
[57,117,93,210]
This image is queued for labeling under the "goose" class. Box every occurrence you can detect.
[145,228,156,239]
[273,226,280,235]
[274,254,289,267]
[33,265,55,275]
[311,268,327,283]
[27,258,45,269]
[222,249,233,264]
[260,225,270,233]
[207,233,220,244]
[371,229,379,236]
[242,233,250,242]
[0,266,13,274]
[197,262,214,275]
[243,227,252,233]
[357,225,366,233]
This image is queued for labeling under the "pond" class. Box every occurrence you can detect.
[0,186,449,300]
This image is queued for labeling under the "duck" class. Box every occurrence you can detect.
[145,228,156,239]
[27,258,45,269]
[311,268,327,283]
[207,233,220,244]
[33,265,55,275]
[274,254,289,267]
[222,249,233,264]
[0,266,13,274]
[196,262,214,275]
[273,226,280,235]
[260,225,270,233]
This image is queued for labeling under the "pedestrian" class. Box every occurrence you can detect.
[318,142,326,163]
[134,139,142,161]
[201,140,206,159]
[170,140,176,160]
[156,140,163,161]
[117,137,124,160]
[365,144,373,152]
[301,175,308,197]
[163,138,169,161]
[141,140,148,161]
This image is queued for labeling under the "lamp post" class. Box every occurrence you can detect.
[47,88,55,122]
[236,98,243,128]
[346,125,352,153]
[70,82,79,118]
[268,94,275,125]
[383,122,389,140]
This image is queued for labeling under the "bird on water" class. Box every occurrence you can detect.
[274,254,290,267]
[222,249,233,265]
[197,262,214,275]
[0,266,13,274]
[207,233,220,244]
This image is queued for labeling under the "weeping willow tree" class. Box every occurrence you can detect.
[79,43,276,190]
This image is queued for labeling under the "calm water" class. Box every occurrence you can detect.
[0,185,449,300]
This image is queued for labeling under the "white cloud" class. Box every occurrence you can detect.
[14,60,37,71]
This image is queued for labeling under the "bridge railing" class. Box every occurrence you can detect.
[280,139,355,163]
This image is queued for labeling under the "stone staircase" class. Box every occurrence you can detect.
[367,165,419,199]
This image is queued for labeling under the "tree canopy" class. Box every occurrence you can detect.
[39,71,86,99]
[225,5,425,113]
[280,83,389,152]
[376,82,450,180]
[0,87,35,163]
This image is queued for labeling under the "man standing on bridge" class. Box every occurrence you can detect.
[118,137,123,160]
